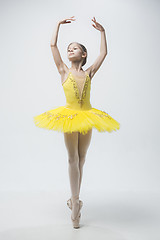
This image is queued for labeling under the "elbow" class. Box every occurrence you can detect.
[50,44,57,47]
[102,53,108,59]
[101,51,107,57]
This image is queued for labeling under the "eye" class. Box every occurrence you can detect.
[68,48,77,52]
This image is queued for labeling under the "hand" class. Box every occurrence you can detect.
[58,16,76,25]
[91,17,105,32]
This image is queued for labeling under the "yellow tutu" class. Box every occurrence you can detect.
[34,71,120,135]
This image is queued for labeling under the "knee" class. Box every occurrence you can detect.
[68,153,79,165]
[79,156,86,166]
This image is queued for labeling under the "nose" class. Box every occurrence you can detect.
[69,51,74,55]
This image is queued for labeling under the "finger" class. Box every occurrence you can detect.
[67,18,76,21]
[70,17,76,21]
[92,21,96,26]
[66,17,75,20]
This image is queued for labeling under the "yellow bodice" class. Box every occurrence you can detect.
[34,71,120,134]
[62,71,92,110]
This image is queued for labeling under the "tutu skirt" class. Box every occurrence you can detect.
[33,106,120,135]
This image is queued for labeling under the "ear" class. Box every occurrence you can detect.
[82,52,87,58]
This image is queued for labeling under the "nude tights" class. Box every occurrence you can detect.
[64,129,92,217]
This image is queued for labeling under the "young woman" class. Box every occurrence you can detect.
[34,16,120,228]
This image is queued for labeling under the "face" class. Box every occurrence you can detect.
[67,43,86,61]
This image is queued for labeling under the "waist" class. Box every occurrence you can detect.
[65,101,92,110]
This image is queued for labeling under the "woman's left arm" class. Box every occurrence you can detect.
[100,30,108,55]
[86,17,108,79]
[92,16,107,54]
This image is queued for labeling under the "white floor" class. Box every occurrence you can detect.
[0,190,159,240]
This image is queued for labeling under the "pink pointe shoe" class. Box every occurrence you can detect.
[70,195,82,229]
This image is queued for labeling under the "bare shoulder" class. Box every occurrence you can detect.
[59,65,93,85]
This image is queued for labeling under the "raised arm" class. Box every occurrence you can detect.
[50,17,75,75]
[86,17,108,79]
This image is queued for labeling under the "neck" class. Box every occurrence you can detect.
[70,62,83,72]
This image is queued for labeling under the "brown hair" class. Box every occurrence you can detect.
[67,42,87,66]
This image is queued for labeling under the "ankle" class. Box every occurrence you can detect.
[71,195,79,203]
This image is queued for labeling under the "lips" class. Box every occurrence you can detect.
[69,53,74,55]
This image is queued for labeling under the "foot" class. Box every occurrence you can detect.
[71,195,81,228]
[71,196,79,220]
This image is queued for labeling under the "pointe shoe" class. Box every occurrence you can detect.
[67,198,83,210]
[71,195,81,229]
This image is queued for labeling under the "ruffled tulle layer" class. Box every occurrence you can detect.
[33,106,120,135]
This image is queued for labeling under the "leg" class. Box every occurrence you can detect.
[64,131,79,197]
[78,129,92,195]
[63,131,80,219]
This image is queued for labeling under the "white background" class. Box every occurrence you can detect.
[0,0,160,239]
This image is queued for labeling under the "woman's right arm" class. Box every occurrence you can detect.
[50,17,75,75]
[50,22,65,74]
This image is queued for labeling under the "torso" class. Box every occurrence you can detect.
[61,68,91,86]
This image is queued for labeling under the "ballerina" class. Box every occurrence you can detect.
[34,16,120,228]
